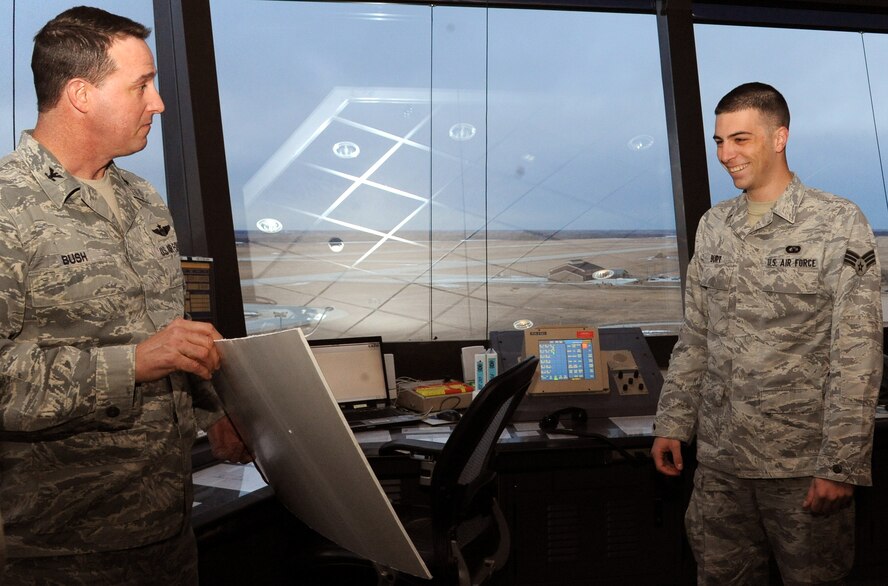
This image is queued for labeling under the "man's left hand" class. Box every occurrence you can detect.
[802,477,854,516]
[207,416,252,464]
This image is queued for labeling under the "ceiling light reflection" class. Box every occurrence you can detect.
[627,135,654,151]
[449,122,476,142]
[256,218,283,233]
[333,141,360,159]
[328,237,344,252]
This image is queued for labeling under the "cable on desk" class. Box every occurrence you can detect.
[539,426,647,466]
[437,396,464,411]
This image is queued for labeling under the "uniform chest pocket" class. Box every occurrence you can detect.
[699,263,734,291]
[698,262,735,335]
[29,257,130,308]
[28,257,141,333]
[759,269,821,296]
[757,265,828,343]
[130,219,183,293]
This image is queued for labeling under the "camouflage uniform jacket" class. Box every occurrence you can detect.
[0,132,224,557]
[654,175,883,485]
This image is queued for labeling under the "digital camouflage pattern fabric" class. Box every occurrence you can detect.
[0,132,224,557]
[685,465,854,585]
[654,174,883,485]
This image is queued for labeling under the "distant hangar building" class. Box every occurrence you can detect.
[548,259,626,283]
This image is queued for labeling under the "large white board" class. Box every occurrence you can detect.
[212,328,430,579]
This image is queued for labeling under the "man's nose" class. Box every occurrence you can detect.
[149,84,165,114]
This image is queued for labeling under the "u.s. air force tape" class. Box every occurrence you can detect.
[843,249,876,276]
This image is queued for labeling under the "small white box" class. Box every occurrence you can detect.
[486,351,498,381]
[461,345,486,385]
[473,350,500,398]
[474,353,488,395]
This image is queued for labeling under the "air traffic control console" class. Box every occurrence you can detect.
[489,326,663,421]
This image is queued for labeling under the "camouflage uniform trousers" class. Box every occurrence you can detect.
[686,465,853,586]
[0,526,199,586]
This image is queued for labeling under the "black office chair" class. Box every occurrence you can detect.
[374,354,540,585]
[302,355,538,586]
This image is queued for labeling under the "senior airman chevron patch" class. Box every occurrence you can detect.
[844,249,876,276]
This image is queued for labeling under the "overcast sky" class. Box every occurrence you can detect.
[4,2,887,231]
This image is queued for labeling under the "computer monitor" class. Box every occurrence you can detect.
[524,325,608,394]
[308,337,388,404]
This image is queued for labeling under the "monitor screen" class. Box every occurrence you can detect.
[309,337,388,404]
[524,326,608,394]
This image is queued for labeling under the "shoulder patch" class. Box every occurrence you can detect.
[844,249,876,276]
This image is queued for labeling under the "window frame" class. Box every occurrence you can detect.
[151,0,888,341]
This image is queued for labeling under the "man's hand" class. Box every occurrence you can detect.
[803,477,854,516]
[207,416,252,464]
[651,437,684,476]
[135,318,222,382]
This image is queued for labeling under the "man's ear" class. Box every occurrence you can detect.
[64,78,91,114]
[774,125,789,154]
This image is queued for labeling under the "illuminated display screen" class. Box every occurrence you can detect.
[538,339,597,381]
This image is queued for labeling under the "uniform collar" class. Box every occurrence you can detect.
[770,174,804,224]
[17,130,150,208]
[726,174,805,235]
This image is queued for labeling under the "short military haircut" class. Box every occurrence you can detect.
[715,82,790,130]
[32,6,151,112]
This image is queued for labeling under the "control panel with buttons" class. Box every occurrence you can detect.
[603,350,648,396]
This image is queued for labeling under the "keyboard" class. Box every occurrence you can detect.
[343,406,406,422]
[344,407,426,430]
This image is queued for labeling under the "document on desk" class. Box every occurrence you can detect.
[213,328,431,579]
[193,462,266,495]
[609,415,655,436]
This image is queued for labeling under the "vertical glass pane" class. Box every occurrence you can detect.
[696,25,888,320]
[6,1,166,200]
[213,1,682,340]
[1,3,12,153]
[483,10,679,335]
[696,26,888,228]
[212,1,433,339]
[868,33,888,221]
[429,6,489,340]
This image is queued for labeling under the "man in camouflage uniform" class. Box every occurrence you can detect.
[0,7,250,584]
[651,82,883,584]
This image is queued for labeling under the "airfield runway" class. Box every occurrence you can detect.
[234,234,888,341]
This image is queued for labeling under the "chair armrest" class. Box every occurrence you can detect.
[379,438,446,458]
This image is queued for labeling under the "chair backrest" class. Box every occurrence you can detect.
[429,355,539,574]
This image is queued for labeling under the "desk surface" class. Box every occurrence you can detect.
[193,417,888,586]
[191,414,656,529]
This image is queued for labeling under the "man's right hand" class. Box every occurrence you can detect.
[135,317,223,383]
[651,437,684,476]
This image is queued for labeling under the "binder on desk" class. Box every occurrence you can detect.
[212,329,430,579]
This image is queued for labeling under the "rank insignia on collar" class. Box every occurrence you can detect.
[45,168,63,182]
[844,249,876,277]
